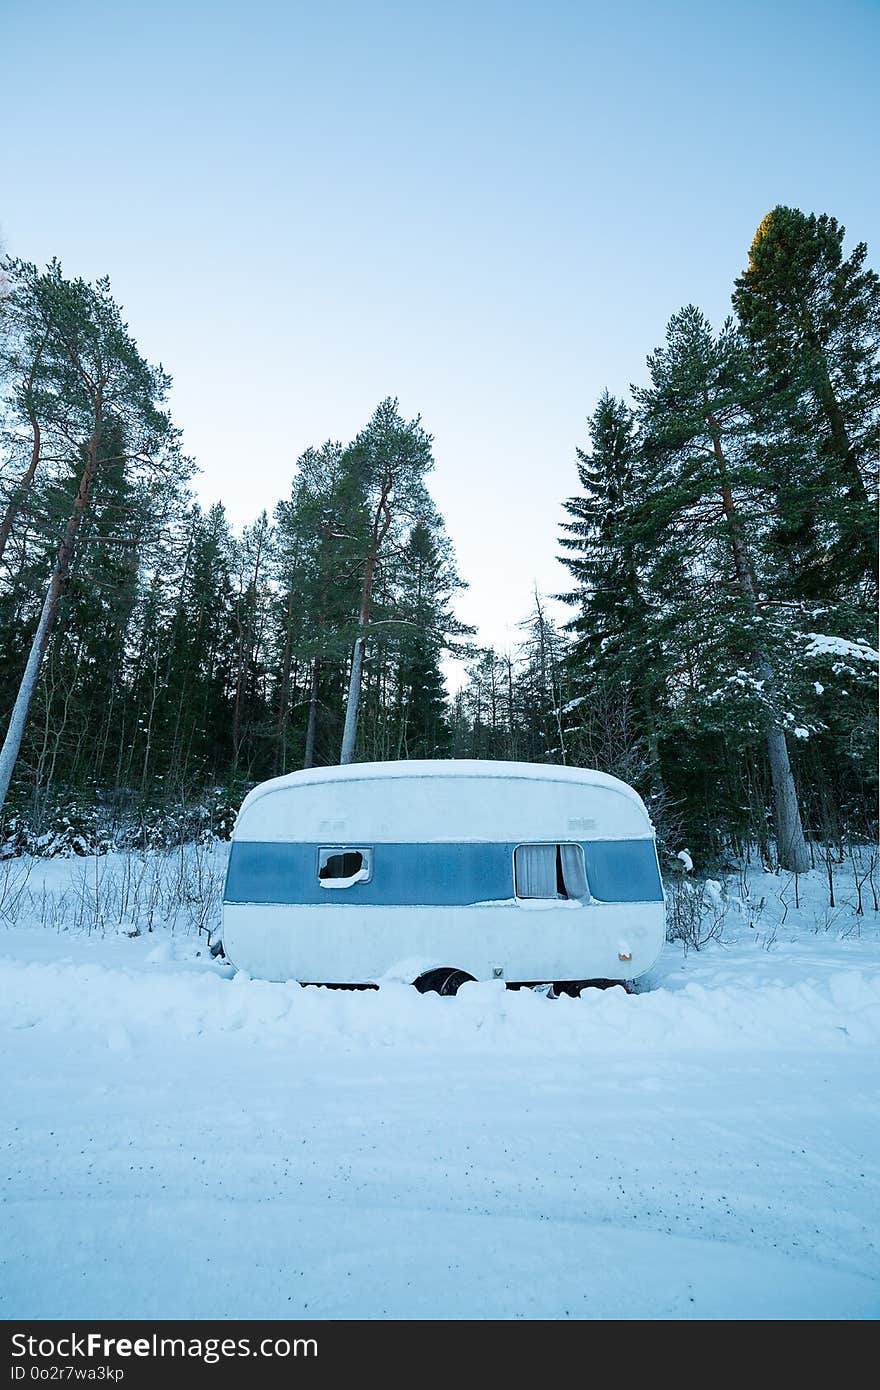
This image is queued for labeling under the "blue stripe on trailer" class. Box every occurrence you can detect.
[224,839,663,906]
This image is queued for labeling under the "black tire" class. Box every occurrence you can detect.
[413,967,475,996]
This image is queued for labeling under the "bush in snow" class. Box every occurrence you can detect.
[0,839,227,942]
[665,875,726,953]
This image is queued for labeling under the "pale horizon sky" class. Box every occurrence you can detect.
[2,0,878,660]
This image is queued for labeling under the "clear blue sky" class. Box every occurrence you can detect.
[2,0,878,654]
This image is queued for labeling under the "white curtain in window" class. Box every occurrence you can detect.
[515,843,559,898]
[559,843,588,900]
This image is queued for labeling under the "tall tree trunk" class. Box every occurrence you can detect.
[764,726,810,875]
[303,658,320,769]
[708,414,810,872]
[231,521,266,775]
[339,636,365,765]
[231,608,245,773]
[338,475,393,765]
[275,577,297,774]
[0,586,54,809]
[0,412,102,814]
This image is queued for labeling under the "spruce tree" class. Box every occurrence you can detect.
[391,522,457,758]
[558,392,666,798]
[633,306,811,871]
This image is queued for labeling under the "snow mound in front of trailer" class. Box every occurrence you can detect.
[4,945,880,1052]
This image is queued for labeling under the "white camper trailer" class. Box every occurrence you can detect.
[222,760,665,990]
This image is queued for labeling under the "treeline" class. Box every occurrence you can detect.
[0,205,877,867]
[456,207,879,866]
[0,261,468,841]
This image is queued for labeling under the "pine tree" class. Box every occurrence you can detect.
[338,399,435,764]
[733,206,879,589]
[0,260,187,815]
[272,442,368,770]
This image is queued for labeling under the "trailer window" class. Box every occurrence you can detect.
[317,846,373,888]
[514,843,587,900]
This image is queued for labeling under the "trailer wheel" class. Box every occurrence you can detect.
[413,967,475,997]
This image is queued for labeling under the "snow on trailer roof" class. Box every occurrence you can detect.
[236,759,648,818]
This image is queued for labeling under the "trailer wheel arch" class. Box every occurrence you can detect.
[412,967,476,996]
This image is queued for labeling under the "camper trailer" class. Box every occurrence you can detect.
[222,760,665,990]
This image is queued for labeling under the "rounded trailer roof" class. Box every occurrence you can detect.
[236,759,649,822]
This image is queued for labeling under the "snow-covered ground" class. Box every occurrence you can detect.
[1,848,879,1320]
